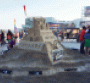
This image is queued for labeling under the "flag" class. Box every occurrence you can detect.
[14,27,17,32]
[14,19,17,32]
[23,5,27,16]
[14,19,16,25]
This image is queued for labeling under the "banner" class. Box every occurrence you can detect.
[49,24,59,27]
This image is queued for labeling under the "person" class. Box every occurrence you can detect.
[14,31,18,39]
[79,26,86,54]
[0,33,1,43]
[19,31,21,39]
[67,32,69,41]
[86,25,89,33]
[3,30,7,43]
[1,30,5,46]
[54,31,58,37]
[72,33,75,38]
[77,32,80,42]
[61,32,64,42]
[72,33,75,41]
[7,38,16,50]
[14,31,19,43]
[7,29,13,44]
[84,26,90,56]
[19,31,23,39]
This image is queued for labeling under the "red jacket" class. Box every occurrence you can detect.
[79,29,86,42]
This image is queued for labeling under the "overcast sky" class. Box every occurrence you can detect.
[0,0,90,30]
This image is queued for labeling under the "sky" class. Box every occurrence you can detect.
[0,0,90,30]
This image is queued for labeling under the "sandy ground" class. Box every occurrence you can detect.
[0,72,90,83]
[0,37,89,68]
[0,37,90,82]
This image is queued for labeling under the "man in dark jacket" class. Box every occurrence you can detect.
[67,32,69,39]
[1,30,5,46]
[79,26,86,54]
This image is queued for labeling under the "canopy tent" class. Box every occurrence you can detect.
[48,22,76,29]
[50,27,79,29]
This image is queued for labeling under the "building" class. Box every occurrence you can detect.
[72,18,83,28]
[80,6,90,27]
[22,17,33,29]
[22,17,58,33]
[45,17,58,23]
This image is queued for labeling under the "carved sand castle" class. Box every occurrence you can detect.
[18,17,64,65]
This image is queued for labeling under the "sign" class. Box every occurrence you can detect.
[84,6,90,17]
[18,40,44,51]
[49,24,59,27]
[80,21,90,27]
[52,49,63,61]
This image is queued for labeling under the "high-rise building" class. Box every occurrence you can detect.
[81,6,90,21]
[79,6,90,27]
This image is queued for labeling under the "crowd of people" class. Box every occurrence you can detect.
[0,27,90,56]
[52,26,90,56]
[0,29,24,50]
[55,30,71,42]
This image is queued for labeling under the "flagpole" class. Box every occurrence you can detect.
[23,5,28,18]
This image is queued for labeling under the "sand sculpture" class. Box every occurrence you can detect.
[18,17,64,65]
